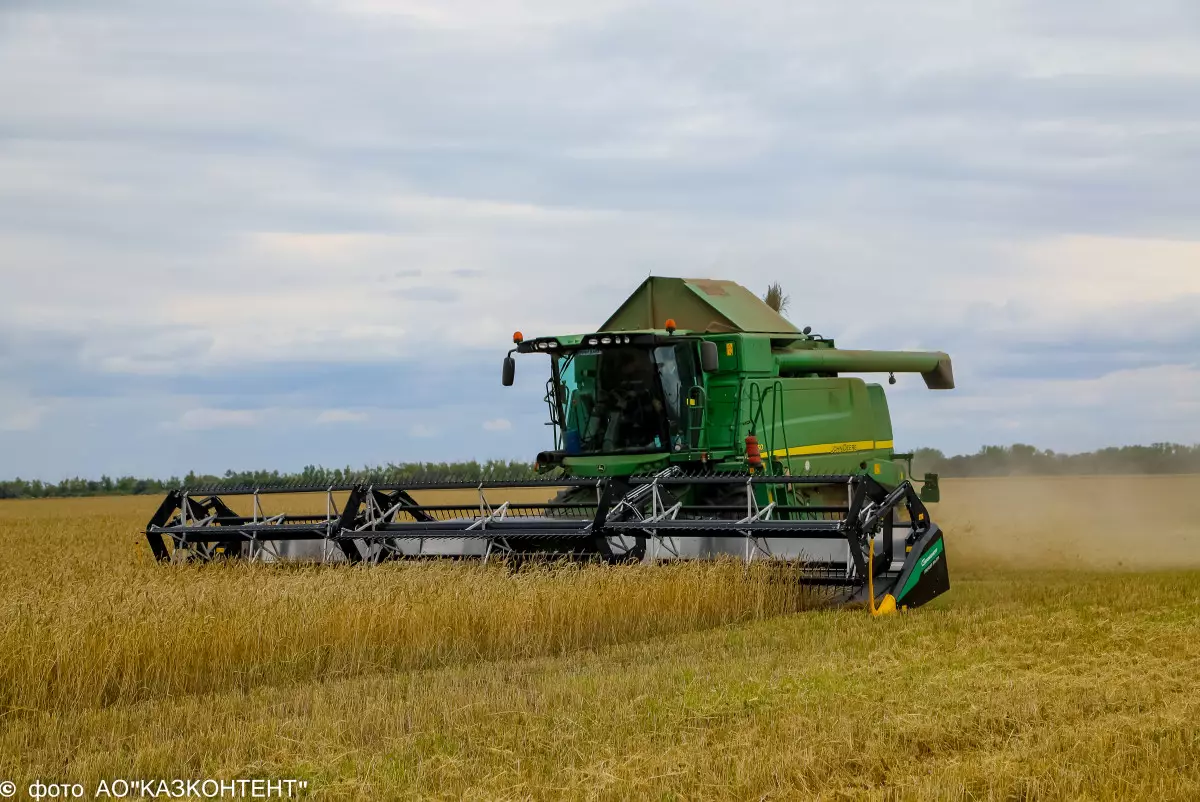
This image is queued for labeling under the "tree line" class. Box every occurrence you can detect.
[0,461,538,499]
[1,445,1197,499]
[911,442,1200,477]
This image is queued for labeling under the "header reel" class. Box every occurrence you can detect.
[145,470,948,609]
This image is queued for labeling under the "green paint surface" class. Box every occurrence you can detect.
[898,538,946,600]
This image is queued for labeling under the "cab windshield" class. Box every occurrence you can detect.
[554,343,697,455]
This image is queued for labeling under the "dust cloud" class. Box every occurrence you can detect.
[932,475,1200,572]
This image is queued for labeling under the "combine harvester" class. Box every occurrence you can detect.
[146,278,953,611]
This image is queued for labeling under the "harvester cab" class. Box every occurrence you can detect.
[508,329,709,465]
[145,277,955,614]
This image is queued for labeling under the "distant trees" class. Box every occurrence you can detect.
[1,446,1198,498]
[0,475,176,499]
[912,443,1200,477]
[0,460,537,499]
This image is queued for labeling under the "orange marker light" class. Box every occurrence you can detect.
[513,331,524,344]
[665,318,677,333]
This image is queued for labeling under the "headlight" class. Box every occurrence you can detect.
[587,338,599,346]
[600,336,612,345]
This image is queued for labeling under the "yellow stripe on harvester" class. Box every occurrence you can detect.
[770,440,894,459]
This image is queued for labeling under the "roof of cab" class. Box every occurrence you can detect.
[600,277,800,335]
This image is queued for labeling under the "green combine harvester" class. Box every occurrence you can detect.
[146,277,953,612]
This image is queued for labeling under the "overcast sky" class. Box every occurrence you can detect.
[2,0,1198,480]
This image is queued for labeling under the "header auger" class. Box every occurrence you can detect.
[147,277,955,611]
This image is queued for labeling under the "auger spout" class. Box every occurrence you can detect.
[776,349,955,390]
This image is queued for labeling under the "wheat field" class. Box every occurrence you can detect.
[1,476,1199,800]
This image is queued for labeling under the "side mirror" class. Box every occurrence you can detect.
[919,472,940,504]
[502,356,516,387]
[699,341,719,373]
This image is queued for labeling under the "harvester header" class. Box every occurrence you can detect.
[146,276,955,613]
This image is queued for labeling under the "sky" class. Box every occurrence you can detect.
[1,0,1198,480]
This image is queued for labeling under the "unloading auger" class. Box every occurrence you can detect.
[146,277,955,611]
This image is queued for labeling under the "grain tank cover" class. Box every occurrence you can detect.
[601,277,801,334]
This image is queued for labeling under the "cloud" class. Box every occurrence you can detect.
[482,418,513,432]
[315,409,368,424]
[177,408,263,431]
[893,363,1200,454]
[401,286,461,303]
[1,0,1199,478]
[0,392,46,432]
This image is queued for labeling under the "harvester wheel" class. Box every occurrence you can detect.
[551,486,646,564]
[696,483,747,519]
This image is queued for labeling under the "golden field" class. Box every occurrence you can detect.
[0,476,1198,800]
